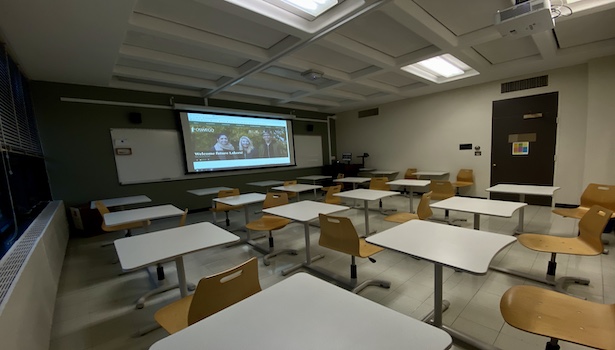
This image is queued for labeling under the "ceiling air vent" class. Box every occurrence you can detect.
[501,75,548,93]
[358,108,379,118]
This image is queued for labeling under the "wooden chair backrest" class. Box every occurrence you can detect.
[404,168,418,179]
[578,205,614,250]
[318,214,360,256]
[456,169,474,183]
[580,183,615,210]
[369,177,390,191]
[325,184,342,204]
[284,180,297,186]
[188,257,261,326]
[336,173,345,179]
[179,208,188,227]
[429,180,455,200]
[417,191,434,220]
[94,201,110,216]
[263,192,289,209]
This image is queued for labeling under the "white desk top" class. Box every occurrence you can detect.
[486,184,560,196]
[367,220,516,274]
[296,175,332,181]
[413,171,449,176]
[359,167,376,172]
[334,188,399,201]
[213,193,266,206]
[430,196,527,218]
[333,177,371,184]
[104,204,184,226]
[149,273,452,350]
[370,170,399,175]
[271,184,323,193]
[186,187,233,196]
[114,222,239,271]
[263,200,348,222]
[89,195,151,209]
[246,180,284,187]
[387,179,430,187]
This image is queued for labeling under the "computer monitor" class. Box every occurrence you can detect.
[342,152,352,163]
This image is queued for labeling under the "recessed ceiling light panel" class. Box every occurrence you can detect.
[401,54,478,84]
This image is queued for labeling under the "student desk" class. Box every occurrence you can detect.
[333,189,399,236]
[90,195,151,209]
[263,200,348,276]
[430,197,527,230]
[387,179,430,213]
[213,193,267,249]
[246,180,284,193]
[413,171,449,179]
[367,220,515,350]
[296,175,332,184]
[114,222,238,309]
[103,204,185,227]
[486,184,560,232]
[333,176,371,190]
[187,187,233,219]
[271,183,323,201]
[369,170,399,180]
[148,273,452,350]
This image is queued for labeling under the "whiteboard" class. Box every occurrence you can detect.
[294,135,323,168]
[111,128,185,185]
[110,129,324,185]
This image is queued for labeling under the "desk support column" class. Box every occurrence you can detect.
[364,200,370,236]
[281,222,324,276]
[175,257,188,297]
[516,194,525,233]
[434,264,443,327]
[474,213,481,230]
[408,187,415,213]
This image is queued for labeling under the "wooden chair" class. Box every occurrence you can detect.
[154,257,261,335]
[505,205,613,297]
[324,184,342,204]
[451,169,473,194]
[429,180,458,222]
[500,285,615,350]
[210,189,243,227]
[404,168,418,179]
[245,193,295,266]
[384,191,433,223]
[321,173,344,193]
[369,177,395,212]
[317,214,391,293]
[179,208,188,227]
[552,183,615,219]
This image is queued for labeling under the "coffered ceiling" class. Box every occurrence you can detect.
[1,0,614,114]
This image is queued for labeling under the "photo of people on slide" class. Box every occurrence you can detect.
[189,124,289,161]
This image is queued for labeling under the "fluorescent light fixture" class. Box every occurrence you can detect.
[401,54,478,84]
[282,0,339,17]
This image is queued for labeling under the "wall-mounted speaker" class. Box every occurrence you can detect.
[306,124,314,132]
[129,112,142,124]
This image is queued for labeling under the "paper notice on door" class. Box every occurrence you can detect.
[512,141,529,155]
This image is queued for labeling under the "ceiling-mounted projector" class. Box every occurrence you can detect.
[495,0,554,39]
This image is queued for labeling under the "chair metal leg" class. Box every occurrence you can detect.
[262,230,298,266]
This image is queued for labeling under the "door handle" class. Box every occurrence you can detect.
[492,164,496,167]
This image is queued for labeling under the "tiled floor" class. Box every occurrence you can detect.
[50,194,615,350]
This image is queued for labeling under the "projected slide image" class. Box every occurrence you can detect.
[179,111,296,173]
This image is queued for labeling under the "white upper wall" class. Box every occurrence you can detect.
[335,57,614,205]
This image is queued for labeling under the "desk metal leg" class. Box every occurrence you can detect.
[474,213,481,230]
[409,187,415,213]
[281,222,324,276]
[429,263,500,350]
[175,256,188,297]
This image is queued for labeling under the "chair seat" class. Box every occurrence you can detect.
[452,181,473,188]
[552,206,589,219]
[245,215,291,231]
[518,233,602,256]
[384,212,419,223]
[154,294,194,334]
[500,285,615,350]
[358,238,383,258]
[102,219,150,232]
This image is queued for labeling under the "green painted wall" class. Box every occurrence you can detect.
[31,82,335,211]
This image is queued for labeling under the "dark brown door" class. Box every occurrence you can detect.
[490,92,558,205]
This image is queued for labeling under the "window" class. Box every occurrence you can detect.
[0,44,51,258]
